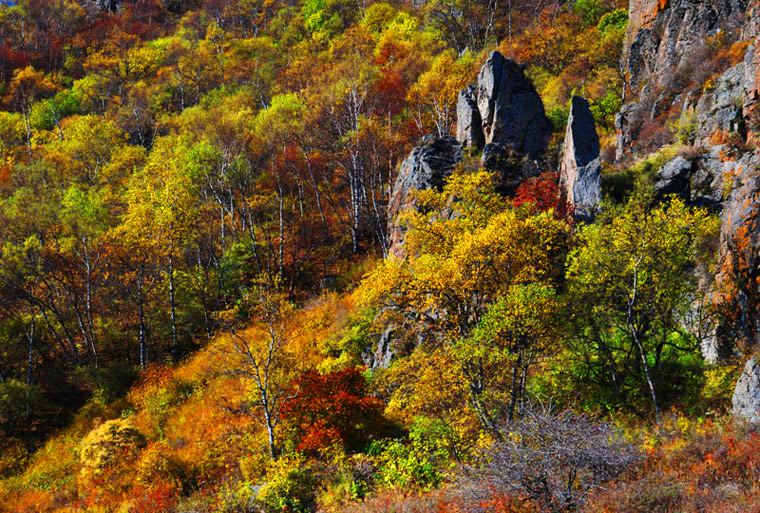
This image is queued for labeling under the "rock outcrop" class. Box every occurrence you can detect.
[559,96,602,222]
[387,136,463,258]
[454,51,551,192]
[616,0,749,158]
[457,85,484,150]
[733,358,760,423]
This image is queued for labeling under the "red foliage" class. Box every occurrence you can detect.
[282,367,385,454]
[129,481,179,513]
[587,423,760,513]
[512,172,571,221]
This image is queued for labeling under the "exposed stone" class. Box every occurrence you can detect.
[624,0,748,95]
[387,136,463,257]
[654,156,692,200]
[481,53,551,158]
[733,358,760,423]
[615,103,639,160]
[617,0,749,159]
[695,62,747,144]
[456,51,551,160]
[456,85,484,150]
[713,152,760,353]
[362,325,401,370]
[87,0,122,12]
[559,96,602,222]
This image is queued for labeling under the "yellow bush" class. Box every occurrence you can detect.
[78,418,145,475]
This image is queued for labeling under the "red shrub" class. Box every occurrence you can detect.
[129,481,179,513]
[282,367,385,454]
[513,172,571,221]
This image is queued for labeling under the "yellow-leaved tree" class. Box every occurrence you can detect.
[361,170,568,438]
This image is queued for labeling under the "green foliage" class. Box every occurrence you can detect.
[29,89,81,131]
[256,455,316,513]
[362,2,396,32]
[89,363,140,404]
[590,89,623,130]
[0,380,42,427]
[302,0,344,41]
[597,8,628,34]
[370,420,446,491]
[565,196,715,416]
[668,108,698,145]
[574,0,607,27]
[547,105,569,133]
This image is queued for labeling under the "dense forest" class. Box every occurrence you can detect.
[0,0,759,511]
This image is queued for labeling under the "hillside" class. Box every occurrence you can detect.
[1,0,760,511]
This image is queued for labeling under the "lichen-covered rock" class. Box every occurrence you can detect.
[695,63,747,144]
[615,103,639,160]
[387,136,463,257]
[617,0,749,159]
[480,52,551,159]
[559,96,602,222]
[624,0,748,95]
[733,358,760,423]
[713,152,760,353]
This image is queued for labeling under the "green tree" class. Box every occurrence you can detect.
[566,196,715,420]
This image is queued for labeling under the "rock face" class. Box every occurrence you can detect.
[387,136,463,257]
[559,96,602,222]
[456,86,484,150]
[379,52,553,368]
[456,51,551,163]
[733,358,760,423]
[623,0,748,96]
[617,0,749,157]
[88,0,122,12]
[654,156,692,199]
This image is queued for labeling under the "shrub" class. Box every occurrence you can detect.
[256,455,316,513]
[370,420,448,492]
[282,367,385,454]
[668,108,698,145]
[79,418,145,475]
[457,406,640,512]
[0,435,27,477]
[0,380,43,427]
[597,8,628,34]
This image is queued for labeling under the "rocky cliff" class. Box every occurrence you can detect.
[618,0,760,407]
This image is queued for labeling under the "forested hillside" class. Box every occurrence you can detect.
[0,0,758,511]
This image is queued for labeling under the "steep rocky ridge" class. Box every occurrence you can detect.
[379,51,553,367]
[387,51,551,260]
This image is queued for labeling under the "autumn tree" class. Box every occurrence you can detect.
[281,366,384,454]
[566,195,715,420]
[219,277,298,460]
[362,171,568,436]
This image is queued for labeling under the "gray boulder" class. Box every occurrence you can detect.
[559,96,602,222]
[479,52,551,159]
[654,156,692,200]
[733,358,760,423]
[387,136,463,257]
